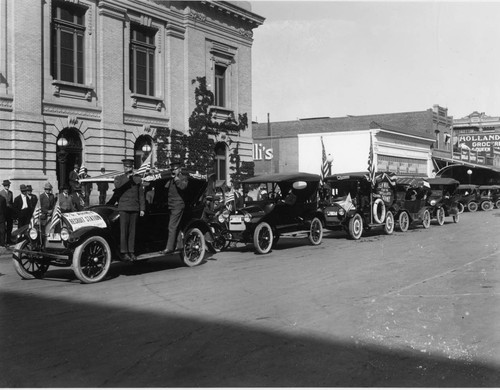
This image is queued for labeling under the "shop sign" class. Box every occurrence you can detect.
[457,132,500,152]
[253,143,273,161]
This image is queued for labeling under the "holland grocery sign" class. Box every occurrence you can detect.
[457,132,500,152]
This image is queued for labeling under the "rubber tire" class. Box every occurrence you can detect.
[384,211,394,235]
[12,240,49,279]
[457,202,465,214]
[398,211,409,232]
[181,228,206,267]
[481,201,493,211]
[496,200,500,209]
[467,202,478,212]
[308,217,323,245]
[73,236,112,284]
[372,199,386,224]
[348,214,363,240]
[453,214,459,223]
[436,207,445,226]
[210,224,226,253]
[422,209,431,229]
[253,222,273,254]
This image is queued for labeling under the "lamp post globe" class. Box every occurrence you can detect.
[467,169,472,184]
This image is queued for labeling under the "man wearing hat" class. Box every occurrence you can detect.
[97,167,109,205]
[13,184,32,228]
[71,184,85,211]
[26,185,38,219]
[114,158,145,261]
[59,185,75,213]
[0,179,14,244]
[39,182,56,227]
[80,167,92,207]
[69,163,80,193]
[161,160,188,254]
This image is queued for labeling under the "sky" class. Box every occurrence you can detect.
[250,1,500,123]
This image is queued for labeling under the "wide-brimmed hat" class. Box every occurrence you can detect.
[44,182,53,190]
[2,179,11,186]
[122,158,134,167]
[20,184,27,191]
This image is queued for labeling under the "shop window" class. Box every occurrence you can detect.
[130,24,156,96]
[51,1,86,84]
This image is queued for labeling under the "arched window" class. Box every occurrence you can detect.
[214,143,227,182]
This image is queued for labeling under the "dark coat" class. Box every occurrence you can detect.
[0,195,6,223]
[114,174,145,212]
[13,194,30,217]
[39,192,56,221]
[165,172,188,208]
[69,170,80,191]
[59,193,76,212]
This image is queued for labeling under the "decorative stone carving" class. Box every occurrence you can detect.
[189,9,206,22]
[68,115,78,126]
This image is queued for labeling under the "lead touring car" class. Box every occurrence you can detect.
[11,169,212,283]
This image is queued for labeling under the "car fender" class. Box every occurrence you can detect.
[67,227,115,249]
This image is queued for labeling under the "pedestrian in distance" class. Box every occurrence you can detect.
[97,167,109,205]
[0,179,14,244]
[39,182,56,227]
[13,184,32,228]
[161,160,188,255]
[0,194,6,248]
[80,167,92,207]
[69,164,80,193]
[114,158,145,262]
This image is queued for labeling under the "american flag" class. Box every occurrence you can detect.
[29,199,41,229]
[78,165,86,177]
[49,199,62,231]
[320,137,329,186]
[367,132,376,188]
[136,154,152,176]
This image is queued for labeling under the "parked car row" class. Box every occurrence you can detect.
[455,184,500,212]
[10,170,465,284]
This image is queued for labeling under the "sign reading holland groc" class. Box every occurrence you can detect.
[64,211,107,230]
[458,132,500,152]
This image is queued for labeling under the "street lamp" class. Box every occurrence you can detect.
[467,169,472,185]
[326,154,334,176]
[56,136,69,190]
[57,136,68,148]
[141,143,152,153]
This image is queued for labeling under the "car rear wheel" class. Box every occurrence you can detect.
[422,209,431,229]
[308,217,323,245]
[12,240,49,279]
[398,211,409,232]
[73,236,111,284]
[384,211,394,235]
[467,201,478,212]
[253,222,273,254]
[481,201,493,211]
[348,214,363,240]
[436,207,445,226]
[457,202,465,214]
[181,228,206,267]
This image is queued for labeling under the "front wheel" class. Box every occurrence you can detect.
[73,236,111,284]
[210,224,226,253]
[384,211,394,235]
[12,240,49,279]
[398,211,409,232]
[422,209,431,229]
[308,217,323,245]
[453,213,460,223]
[481,201,493,211]
[348,214,363,240]
[436,207,445,226]
[467,201,478,212]
[253,222,273,254]
[181,228,206,267]
[457,202,465,214]
[495,200,500,209]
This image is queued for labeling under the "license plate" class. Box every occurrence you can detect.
[48,233,61,241]
[230,216,242,222]
[327,211,337,216]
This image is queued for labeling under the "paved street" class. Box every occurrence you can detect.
[1,211,499,387]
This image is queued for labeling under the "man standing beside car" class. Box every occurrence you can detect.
[114,158,145,261]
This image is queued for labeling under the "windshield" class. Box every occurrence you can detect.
[327,180,358,202]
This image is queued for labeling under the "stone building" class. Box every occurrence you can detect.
[0,0,264,195]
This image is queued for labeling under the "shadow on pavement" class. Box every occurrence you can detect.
[1,290,498,387]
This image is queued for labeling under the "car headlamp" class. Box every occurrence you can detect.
[218,214,226,223]
[338,207,346,216]
[60,228,70,241]
[243,212,251,223]
[430,200,436,206]
[29,228,38,240]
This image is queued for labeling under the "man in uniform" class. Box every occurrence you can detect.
[114,158,145,261]
[13,184,32,228]
[39,182,56,227]
[0,179,14,244]
[161,161,188,254]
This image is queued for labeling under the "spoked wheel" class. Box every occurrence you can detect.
[457,203,465,214]
[467,201,478,212]
[308,217,323,245]
[181,228,206,267]
[398,211,410,232]
[253,222,273,254]
[210,224,226,253]
[422,209,431,229]
[384,211,394,235]
[12,240,49,279]
[73,236,112,284]
[436,207,445,226]
[481,201,493,211]
[348,213,363,240]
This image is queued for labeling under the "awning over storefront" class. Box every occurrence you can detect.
[433,157,500,185]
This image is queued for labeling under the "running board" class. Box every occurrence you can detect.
[133,249,181,261]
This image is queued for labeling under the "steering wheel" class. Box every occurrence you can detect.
[267,191,278,200]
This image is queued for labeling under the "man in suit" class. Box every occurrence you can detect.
[13,184,32,228]
[69,164,80,193]
[26,185,38,218]
[59,185,75,213]
[114,158,145,261]
[0,179,14,244]
[71,185,85,212]
[80,167,92,207]
[161,161,189,254]
[0,194,6,247]
[39,182,56,227]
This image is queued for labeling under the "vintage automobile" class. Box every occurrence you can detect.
[392,176,432,231]
[456,184,480,213]
[477,185,500,210]
[11,169,212,284]
[219,172,324,254]
[322,171,397,240]
[426,177,460,224]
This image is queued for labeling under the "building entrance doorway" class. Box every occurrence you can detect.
[56,128,82,191]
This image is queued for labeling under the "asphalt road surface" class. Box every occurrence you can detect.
[1,210,499,387]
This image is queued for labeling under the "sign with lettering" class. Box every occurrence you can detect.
[376,181,394,204]
[457,132,500,152]
[253,143,274,161]
[63,211,107,231]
